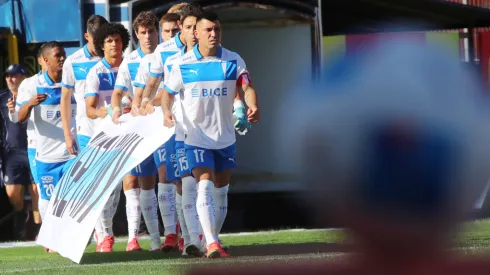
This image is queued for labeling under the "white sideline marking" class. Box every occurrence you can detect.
[0,228,342,249]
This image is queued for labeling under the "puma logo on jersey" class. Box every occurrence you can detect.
[79,67,88,73]
[228,157,235,163]
[102,78,111,84]
[189,69,199,75]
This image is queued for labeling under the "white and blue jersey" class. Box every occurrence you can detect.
[62,45,100,141]
[84,58,119,139]
[16,73,41,183]
[165,45,250,172]
[112,48,157,177]
[149,34,184,79]
[115,47,146,97]
[17,71,77,199]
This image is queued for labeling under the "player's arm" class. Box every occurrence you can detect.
[237,57,259,123]
[8,78,30,123]
[60,58,78,154]
[141,56,165,110]
[85,69,107,119]
[112,60,130,122]
[162,65,183,127]
[17,84,45,123]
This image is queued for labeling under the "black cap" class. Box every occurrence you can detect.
[5,64,27,76]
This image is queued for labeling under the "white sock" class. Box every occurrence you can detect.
[38,199,49,222]
[182,176,200,246]
[140,189,161,249]
[157,183,177,236]
[124,188,141,241]
[213,185,229,240]
[101,190,115,237]
[197,180,217,246]
[176,193,189,244]
[95,218,104,244]
[111,183,122,219]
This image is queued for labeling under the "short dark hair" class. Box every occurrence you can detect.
[37,43,47,58]
[94,23,130,57]
[196,11,219,23]
[87,15,109,37]
[180,3,203,23]
[41,41,63,57]
[133,11,159,33]
[159,13,180,26]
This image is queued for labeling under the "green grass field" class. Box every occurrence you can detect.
[2,220,490,275]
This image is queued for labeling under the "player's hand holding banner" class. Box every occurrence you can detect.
[36,108,174,263]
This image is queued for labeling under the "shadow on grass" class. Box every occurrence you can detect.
[80,243,351,265]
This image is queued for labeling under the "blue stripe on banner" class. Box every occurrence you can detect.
[37,87,62,105]
[97,72,118,91]
[128,63,140,81]
[181,60,238,84]
[73,61,98,81]
[110,6,129,22]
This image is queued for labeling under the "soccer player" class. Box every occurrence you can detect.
[162,11,260,258]
[16,42,75,253]
[8,48,48,231]
[130,5,189,252]
[111,11,161,252]
[160,12,180,42]
[85,23,130,252]
[60,14,109,248]
[0,64,36,240]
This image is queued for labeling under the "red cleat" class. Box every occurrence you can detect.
[161,234,179,252]
[96,236,114,252]
[126,238,143,252]
[179,237,184,253]
[206,242,230,258]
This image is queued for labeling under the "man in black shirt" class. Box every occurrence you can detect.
[0,64,36,240]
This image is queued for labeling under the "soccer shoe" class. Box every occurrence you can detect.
[179,237,184,253]
[219,239,230,253]
[126,238,143,252]
[97,236,114,252]
[161,234,179,252]
[184,243,202,257]
[206,242,230,258]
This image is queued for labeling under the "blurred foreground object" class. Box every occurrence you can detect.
[188,40,490,274]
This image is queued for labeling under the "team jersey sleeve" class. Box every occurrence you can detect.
[9,77,31,122]
[17,77,36,107]
[61,57,75,89]
[163,64,183,95]
[149,51,164,78]
[85,67,100,98]
[236,55,252,86]
[115,59,131,92]
[134,56,150,89]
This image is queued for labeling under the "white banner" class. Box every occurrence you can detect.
[36,109,174,263]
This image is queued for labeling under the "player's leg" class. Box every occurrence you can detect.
[178,142,201,256]
[36,159,69,253]
[160,135,179,252]
[132,156,160,251]
[187,145,227,258]
[27,148,41,226]
[28,183,41,236]
[213,144,236,248]
[175,180,187,254]
[123,174,142,251]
